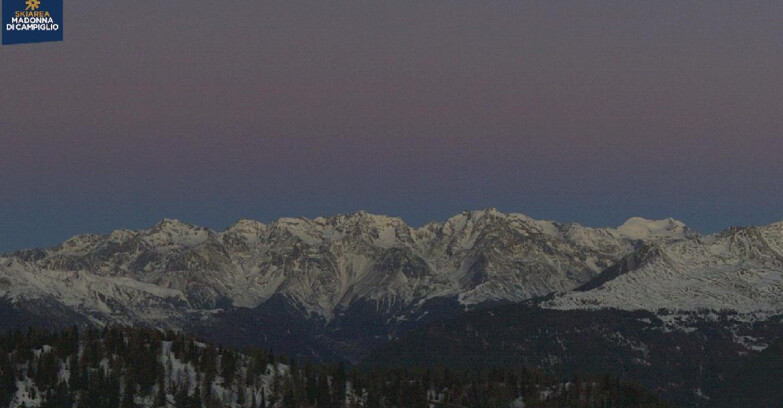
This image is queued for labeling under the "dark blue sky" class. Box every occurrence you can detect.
[2,1,783,252]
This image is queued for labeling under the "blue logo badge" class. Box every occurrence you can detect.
[3,0,63,45]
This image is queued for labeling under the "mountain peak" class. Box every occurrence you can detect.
[333,211,403,228]
[146,218,211,247]
[449,208,505,222]
[58,233,104,253]
[621,216,682,225]
[616,217,691,241]
[153,218,190,229]
[469,207,502,217]
[227,219,266,231]
[346,210,395,220]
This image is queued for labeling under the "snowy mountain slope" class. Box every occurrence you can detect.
[0,209,688,331]
[544,222,783,313]
[614,217,695,242]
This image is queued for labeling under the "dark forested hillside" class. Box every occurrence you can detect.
[712,340,783,408]
[367,305,783,408]
[0,326,674,408]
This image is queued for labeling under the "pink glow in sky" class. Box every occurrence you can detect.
[2,1,783,251]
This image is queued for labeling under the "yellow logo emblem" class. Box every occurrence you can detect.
[25,0,41,11]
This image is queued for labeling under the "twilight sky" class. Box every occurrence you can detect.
[2,1,783,251]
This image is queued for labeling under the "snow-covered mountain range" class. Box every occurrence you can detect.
[1,209,781,358]
[544,221,783,314]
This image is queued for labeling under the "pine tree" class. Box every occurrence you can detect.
[105,370,121,408]
[304,360,317,405]
[0,353,17,407]
[221,350,237,385]
[191,384,203,408]
[316,373,330,408]
[35,350,59,389]
[236,386,246,406]
[41,381,74,408]
[155,368,168,408]
[121,383,136,408]
[334,362,347,407]
[282,385,296,408]
[173,383,187,408]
